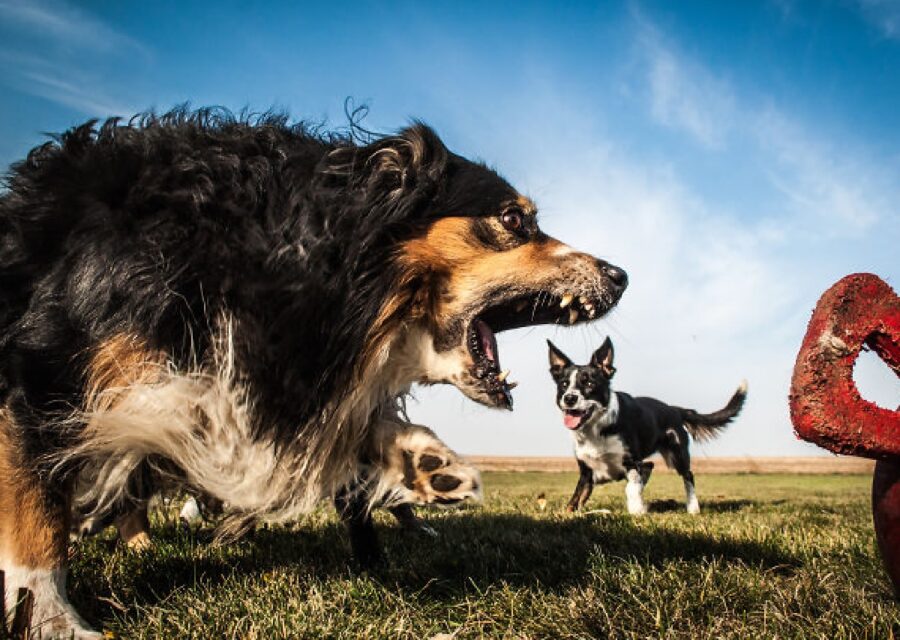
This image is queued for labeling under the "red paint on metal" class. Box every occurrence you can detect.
[789,273,900,460]
[789,273,900,596]
[873,460,900,598]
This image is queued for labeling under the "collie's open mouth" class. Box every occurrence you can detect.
[563,406,595,430]
[467,289,618,409]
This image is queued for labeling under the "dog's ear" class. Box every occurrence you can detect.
[547,340,572,378]
[321,123,448,203]
[590,337,616,378]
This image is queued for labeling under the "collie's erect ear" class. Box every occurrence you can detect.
[321,122,449,204]
[590,337,615,378]
[547,340,572,378]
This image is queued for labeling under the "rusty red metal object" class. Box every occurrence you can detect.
[789,272,900,596]
[789,273,900,460]
[874,460,900,596]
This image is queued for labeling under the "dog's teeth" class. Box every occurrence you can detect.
[497,369,510,382]
[578,295,587,304]
[588,308,596,319]
[583,302,593,311]
[515,300,528,312]
[569,308,579,324]
[559,293,574,308]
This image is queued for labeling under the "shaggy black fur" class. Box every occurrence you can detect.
[0,107,518,457]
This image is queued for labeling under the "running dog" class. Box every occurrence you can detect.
[0,107,627,638]
[547,338,745,515]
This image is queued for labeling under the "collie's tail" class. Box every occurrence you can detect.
[678,380,747,442]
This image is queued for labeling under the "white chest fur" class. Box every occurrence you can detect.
[573,429,627,482]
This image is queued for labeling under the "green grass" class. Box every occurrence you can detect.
[68,472,899,639]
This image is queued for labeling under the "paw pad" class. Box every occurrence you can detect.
[394,429,481,506]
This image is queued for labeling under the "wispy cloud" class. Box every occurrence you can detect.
[18,70,135,117]
[853,0,900,39]
[0,0,149,116]
[635,17,735,148]
[754,106,895,233]
[633,21,894,234]
[0,0,149,57]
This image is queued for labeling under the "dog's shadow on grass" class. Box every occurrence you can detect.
[377,510,799,593]
[647,498,754,513]
[72,507,799,625]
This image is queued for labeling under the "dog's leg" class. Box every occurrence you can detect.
[682,470,700,515]
[567,459,594,512]
[663,437,700,514]
[624,467,647,515]
[333,485,383,569]
[115,505,151,550]
[639,461,654,486]
[388,504,438,538]
[0,416,101,639]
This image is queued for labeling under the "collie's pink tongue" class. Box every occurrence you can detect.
[564,412,583,430]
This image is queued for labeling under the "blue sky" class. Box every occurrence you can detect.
[1,0,898,458]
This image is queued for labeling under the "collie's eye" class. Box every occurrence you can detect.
[500,210,524,232]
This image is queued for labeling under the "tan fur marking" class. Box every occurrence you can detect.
[86,334,165,412]
[514,195,537,216]
[399,216,591,324]
[0,409,69,568]
[115,506,151,550]
[401,217,569,274]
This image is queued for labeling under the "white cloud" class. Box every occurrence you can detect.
[635,18,736,148]
[753,107,895,233]
[853,0,900,39]
[17,70,135,117]
[633,27,895,235]
[0,0,149,57]
[0,0,148,116]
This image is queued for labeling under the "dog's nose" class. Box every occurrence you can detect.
[563,394,578,407]
[601,262,628,290]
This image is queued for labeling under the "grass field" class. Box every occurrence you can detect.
[66,472,898,639]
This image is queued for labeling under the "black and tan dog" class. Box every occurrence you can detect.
[0,108,627,637]
[548,338,745,516]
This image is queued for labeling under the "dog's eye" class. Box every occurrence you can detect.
[500,210,524,233]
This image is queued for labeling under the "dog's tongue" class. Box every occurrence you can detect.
[474,318,499,365]
[564,411,583,430]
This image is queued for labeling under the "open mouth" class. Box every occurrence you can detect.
[466,290,616,410]
[562,406,595,430]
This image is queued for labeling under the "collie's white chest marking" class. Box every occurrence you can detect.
[573,430,626,482]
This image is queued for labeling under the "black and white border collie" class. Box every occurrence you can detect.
[547,338,746,516]
[0,108,627,638]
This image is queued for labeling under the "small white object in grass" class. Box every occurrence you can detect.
[581,509,613,515]
[179,496,202,524]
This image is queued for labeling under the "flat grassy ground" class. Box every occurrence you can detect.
[68,472,898,639]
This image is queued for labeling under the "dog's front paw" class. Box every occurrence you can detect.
[370,421,482,507]
[399,443,481,506]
